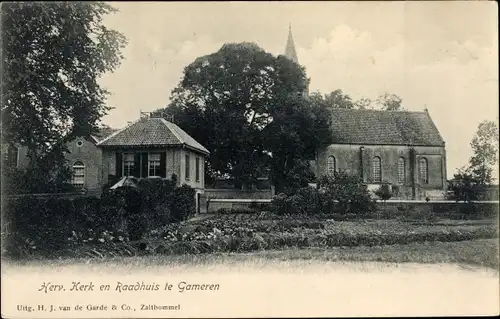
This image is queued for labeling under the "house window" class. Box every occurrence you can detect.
[148,153,161,177]
[397,157,405,184]
[185,154,190,180]
[327,156,336,175]
[123,153,135,176]
[195,157,200,182]
[372,156,381,182]
[72,161,85,187]
[419,157,429,184]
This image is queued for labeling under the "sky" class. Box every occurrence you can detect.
[99,1,499,180]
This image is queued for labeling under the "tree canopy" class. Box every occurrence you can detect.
[309,89,354,109]
[160,42,332,191]
[468,120,499,185]
[1,2,126,158]
[1,2,126,192]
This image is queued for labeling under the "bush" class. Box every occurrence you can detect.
[2,177,197,257]
[374,184,393,203]
[318,171,376,215]
[171,184,196,222]
[448,171,489,202]
[2,195,100,257]
[270,172,377,216]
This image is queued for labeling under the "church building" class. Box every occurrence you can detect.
[284,25,448,200]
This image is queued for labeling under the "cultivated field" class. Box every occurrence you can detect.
[6,212,498,270]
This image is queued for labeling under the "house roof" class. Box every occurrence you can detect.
[96,117,210,155]
[90,127,120,144]
[329,108,445,146]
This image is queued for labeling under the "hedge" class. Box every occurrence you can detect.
[2,180,196,258]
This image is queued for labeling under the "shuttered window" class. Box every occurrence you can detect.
[195,157,200,182]
[185,154,190,180]
[148,153,161,177]
[123,153,135,176]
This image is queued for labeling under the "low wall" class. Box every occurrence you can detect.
[380,200,499,217]
[200,196,499,216]
[200,188,273,213]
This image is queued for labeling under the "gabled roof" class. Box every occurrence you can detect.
[329,108,445,146]
[96,117,210,155]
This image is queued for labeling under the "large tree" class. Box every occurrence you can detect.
[162,43,332,191]
[468,120,499,185]
[1,2,126,166]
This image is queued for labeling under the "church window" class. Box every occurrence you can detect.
[419,157,429,184]
[372,156,381,182]
[327,156,336,175]
[397,157,405,184]
[72,161,85,188]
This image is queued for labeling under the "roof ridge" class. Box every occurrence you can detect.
[332,108,427,114]
[160,118,184,144]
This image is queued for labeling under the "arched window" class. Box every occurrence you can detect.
[327,156,336,175]
[372,156,381,182]
[419,157,428,184]
[72,161,85,187]
[397,157,405,184]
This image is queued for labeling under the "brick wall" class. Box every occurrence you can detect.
[65,137,103,192]
[316,143,447,199]
[15,138,103,192]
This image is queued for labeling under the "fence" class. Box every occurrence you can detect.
[200,188,273,213]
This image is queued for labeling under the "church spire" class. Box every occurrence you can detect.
[284,23,299,64]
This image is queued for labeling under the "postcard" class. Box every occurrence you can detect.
[1,1,499,318]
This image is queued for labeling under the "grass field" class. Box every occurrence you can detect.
[4,239,497,270]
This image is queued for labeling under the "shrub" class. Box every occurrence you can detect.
[270,193,289,215]
[2,195,103,257]
[374,184,393,203]
[447,171,489,202]
[171,184,196,222]
[318,171,376,215]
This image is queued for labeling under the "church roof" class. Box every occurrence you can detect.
[329,108,445,146]
[284,24,299,64]
[96,117,210,155]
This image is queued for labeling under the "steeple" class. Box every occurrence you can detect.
[284,23,299,64]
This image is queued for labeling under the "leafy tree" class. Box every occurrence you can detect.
[468,120,499,185]
[309,89,354,109]
[161,43,332,191]
[1,3,127,182]
[265,95,331,193]
[377,92,403,111]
